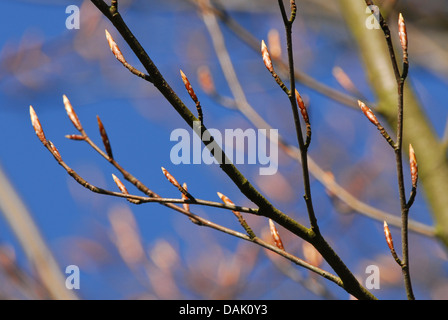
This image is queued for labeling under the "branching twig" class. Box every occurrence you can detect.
[196,24,434,238]
[27,0,382,300]
[197,0,375,299]
[30,105,347,288]
[364,1,415,300]
[276,0,318,233]
[191,0,372,112]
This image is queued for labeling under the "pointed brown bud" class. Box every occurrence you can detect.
[161,167,181,189]
[65,134,85,141]
[217,192,234,207]
[182,183,190,212]
[29,105,46,144]
[217,191,241,218]
[269,219,284,250]
[197,65,215,95]
[161,167,192,200]
[295,89,309,124]
[218,192,256,239]
[398,13,408,55]
[48,141,62,162]
[63,95,83,132]
[112,174,129,195]
[358,100,379,126]
[261,40,274,73]
[383,221,395,253]
[180,70,198,104]
[409,144,418,188]
[97,115,113,159]
[105,29,126,65]
[112,174,140,204]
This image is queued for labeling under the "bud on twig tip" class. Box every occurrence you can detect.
[48,141,62,162]
[383,221,395,253]
[358,100,379,126]
[218,192,256,239]
[65,134,85,141]
[97,115,113,159]
[29,105,46,144]
[409,144,418,188]
[161,167,181,189]
[105,29,126,65]
[112,173,128,194]
[295,89,309,124]
[261,40,274,73]
[398,13,408,53]
[63,94,83,132]
[217,192,233,205]
[180,69,198,103]
[182,182,190,212]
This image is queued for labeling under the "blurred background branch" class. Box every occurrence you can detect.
[0,164,77,299]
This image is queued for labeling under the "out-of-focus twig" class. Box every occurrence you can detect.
[0,164,78,300]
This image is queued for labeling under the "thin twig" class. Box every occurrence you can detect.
[32,109,345,289]
[193,0,371,112]
[364,1,415,300]
[88,0,376,300]
[198,16,434,238]
[277,0,319,232]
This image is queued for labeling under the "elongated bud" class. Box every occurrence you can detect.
[161,167,190,199]
[217,192,241,220]
[295,89,309,124]
[65,134,85,141]
[197,65,215,95]
[182,183,190,212]
[105,29,126,65]
[217,192,234,207]
[29,105,46,144]
[63,94,83,132]
[383,221,395,253]
[112,174,140,204]
[218,192,256,239]
[97,116,113,159]
[161,167,181,189]
[112,174,129,195]
[48,141,62,162]
[267,29,281,60]
[180,70,198,104]
[409,144,418,188]
[398,13,408,55]
[261,40,274,73]
[358,100,379,126]
[269,219,284,250]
